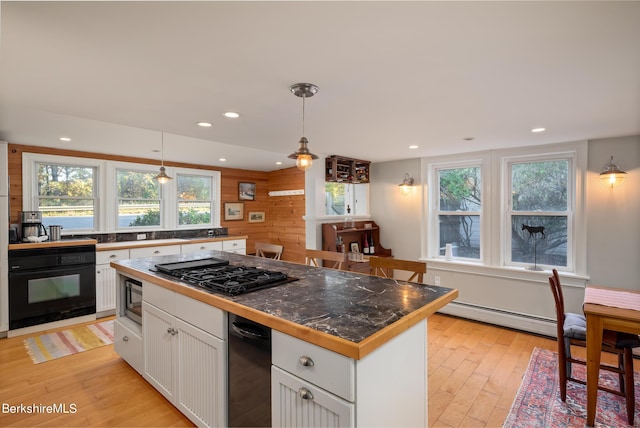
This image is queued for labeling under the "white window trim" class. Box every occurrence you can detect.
[174,168,220,229]
[23,153,222,234]
[423,140,588,277]
[23,153,105,233]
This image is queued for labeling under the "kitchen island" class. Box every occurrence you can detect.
[112,251,457,427]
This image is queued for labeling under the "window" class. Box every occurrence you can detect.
[116,169,161,229]
[325,182,347,215]
[36,162,97,231]
[177,173,213,226]
[507,158,571,268]
[426,141,586,274]
[24,153,222,232]
[324,182,368,217]
[436,166,481,260]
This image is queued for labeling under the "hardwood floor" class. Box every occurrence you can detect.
[0,314,557,427]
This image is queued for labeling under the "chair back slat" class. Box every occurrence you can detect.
[255,242,283,260]
[305,249,345,270]
[369,256,426,283]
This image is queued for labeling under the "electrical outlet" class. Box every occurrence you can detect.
[434,276,441,286]
[207,229,214,237]
[137,233,146,240]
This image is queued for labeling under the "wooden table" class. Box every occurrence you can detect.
[583,286,640,427]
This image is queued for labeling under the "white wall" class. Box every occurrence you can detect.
[586,135,640,289]
[368,136,640,336]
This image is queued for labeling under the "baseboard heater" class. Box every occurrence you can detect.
[437,301,557,338]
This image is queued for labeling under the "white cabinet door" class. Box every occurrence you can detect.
[95,264,117,312]
[143,302,177,403]
[114,319,143,375]
[272,366,354,428]
[222,239,246,254]
[181,241,223,254]
[175,317,226,428]
[130,244,181,258]
[143,300,227,428]
[96,249,130,314]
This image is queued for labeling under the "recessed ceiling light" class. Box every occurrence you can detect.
[219,158,226,162]
[223,112,240,119]
[275,161,282,165]
[59,137,71,142]
[531,127,546,133]
[409,145,419,149]
[197,122,212,127]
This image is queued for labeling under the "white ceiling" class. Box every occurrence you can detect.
[1,1,639,172]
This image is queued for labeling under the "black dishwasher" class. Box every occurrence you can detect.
[228,313,272,427]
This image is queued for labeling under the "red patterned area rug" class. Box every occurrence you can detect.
[504,347,640,427]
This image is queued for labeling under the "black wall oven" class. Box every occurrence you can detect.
[9,244,96,330]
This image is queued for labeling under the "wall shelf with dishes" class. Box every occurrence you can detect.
[325,155,370,183]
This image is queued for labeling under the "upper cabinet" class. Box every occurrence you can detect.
[325,155,370,183]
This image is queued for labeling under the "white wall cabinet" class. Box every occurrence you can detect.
[143,283,227,428]
[271,320,428,428]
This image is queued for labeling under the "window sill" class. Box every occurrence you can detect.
[423,258,589,287]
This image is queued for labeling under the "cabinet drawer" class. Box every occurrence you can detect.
[222,239,245,252]
[130,244,181,259]
[143,282,176,314]
[272,331,355,401]
[114,319,143,375]
[181,241,223,254]
[96,248,130,265]
[272,366,354,427]
[175,293,226,339]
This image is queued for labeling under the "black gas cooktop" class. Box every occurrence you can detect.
[153,257,298,296]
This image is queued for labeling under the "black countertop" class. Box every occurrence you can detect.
[113,251,458,359]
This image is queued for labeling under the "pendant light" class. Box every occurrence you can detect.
[154,132,172,184]
[599,155,626,188]
[288,83,319,171]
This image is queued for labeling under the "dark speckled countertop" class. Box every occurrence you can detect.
[112,251,458,359]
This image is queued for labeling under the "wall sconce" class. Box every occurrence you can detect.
[399,173,415,195]
[599,156,626,188]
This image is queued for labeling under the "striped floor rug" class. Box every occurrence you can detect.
[24,320,114,364]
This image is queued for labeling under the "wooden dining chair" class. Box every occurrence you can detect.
[369,256,426,283]
[305,249,346,271]
[549,268,639,425]
[255,242,283,260]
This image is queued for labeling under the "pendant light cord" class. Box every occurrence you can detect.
[301,95,306,137]
[161,132,165,167]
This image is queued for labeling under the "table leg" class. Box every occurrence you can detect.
[585,313,603,427]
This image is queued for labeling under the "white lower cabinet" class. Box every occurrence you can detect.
[114,318,143,375]
[271,319,428,428]
[272,366,354,427]
[143,287,227,428]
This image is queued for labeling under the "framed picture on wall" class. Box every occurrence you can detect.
[224,202,244,221]
[248,211,265,223]
[239,182,256,201]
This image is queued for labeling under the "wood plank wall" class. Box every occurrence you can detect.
[7,144,306,263]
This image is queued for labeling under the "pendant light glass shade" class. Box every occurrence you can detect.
[288,83,319,171]
[599,155,626,188]
[399,173,415,195]
[154,132,172,184]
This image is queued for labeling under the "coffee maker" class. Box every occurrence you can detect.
[21,211,48,242]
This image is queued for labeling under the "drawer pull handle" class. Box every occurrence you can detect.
[299,356,314,367]
[109,254,117,258]
[154,250,160,254]
[167,327,178,336]
[200,246,206,250]
[298,388,314,400]
[122,335,129,342]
